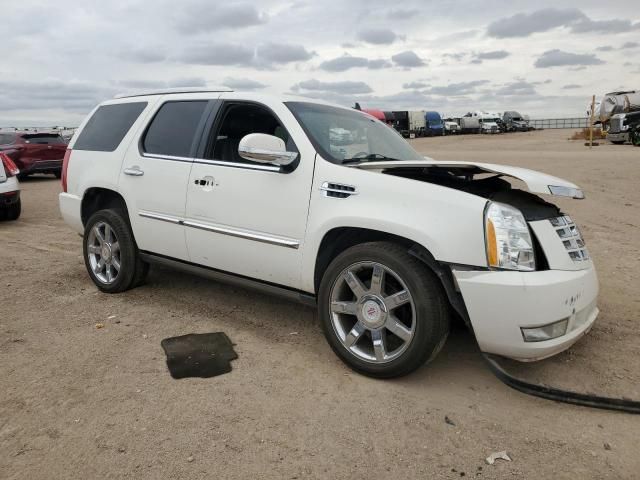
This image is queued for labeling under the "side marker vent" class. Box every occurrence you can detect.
[320,182,357,199]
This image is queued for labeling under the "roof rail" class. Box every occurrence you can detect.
[114,87,233,99]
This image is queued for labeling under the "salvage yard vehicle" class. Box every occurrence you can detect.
[0,153,21,220]
[503,111,530,132]
[59,89,599,378]
[607,112,640,144]
[0,132,67,179]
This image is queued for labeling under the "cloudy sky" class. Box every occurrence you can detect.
[1,0,639,126]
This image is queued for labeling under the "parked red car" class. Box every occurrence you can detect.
[0,132,67,179]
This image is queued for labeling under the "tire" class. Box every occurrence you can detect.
[17,173,28,181]
[318,242,450,378]
[54,170,62,179]
[5,198,21,220]
[610,140,625,145]
[83,209,148,293]
[631,130,640,147]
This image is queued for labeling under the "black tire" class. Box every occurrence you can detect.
[318,242,450,378]
[610,140,625,145]
[4,199,21,221]
[83,209,148,293]
[631,130,640,147]
[54,170,62,179]
[17,173,28,181]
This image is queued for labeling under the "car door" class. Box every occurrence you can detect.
[118,96,213,261]
[184,95,316,288]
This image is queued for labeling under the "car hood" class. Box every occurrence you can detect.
[349,158,585,199]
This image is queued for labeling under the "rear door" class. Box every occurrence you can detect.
[118,96,213,260]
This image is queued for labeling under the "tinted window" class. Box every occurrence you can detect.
[74,102,147,152]
[0,133,15,145]
[208,103,296,165]
[21,133,66,145]
[143,101,207,157]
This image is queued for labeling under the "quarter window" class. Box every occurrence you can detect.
[74,102,147,152]
[143,101,208,158]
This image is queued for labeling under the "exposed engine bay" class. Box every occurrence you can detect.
[384,166,563,221]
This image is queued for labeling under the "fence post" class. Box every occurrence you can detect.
[589,95,595,148]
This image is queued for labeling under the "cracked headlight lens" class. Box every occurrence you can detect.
[485,202,536,271]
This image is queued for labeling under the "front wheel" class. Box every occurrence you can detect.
[83,209,148,293]
[319,242,450,378]
[631,129,640,146]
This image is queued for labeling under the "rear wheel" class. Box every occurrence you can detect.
[54,170,62,179]
[3,198,21,221]
[83,209,148,293]
[319,242,450,378]
[631,129,640,146]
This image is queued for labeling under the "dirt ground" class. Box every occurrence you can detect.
[1,129,639,479]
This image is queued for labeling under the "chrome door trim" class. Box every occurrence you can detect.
[139,210,182,225]
[137,211,299,249]
[141,153,194,162]
[193,158,281,172]
[183,219,300,249]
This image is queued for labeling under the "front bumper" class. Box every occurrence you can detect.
[607,132,628,143]
[453,266,599,361]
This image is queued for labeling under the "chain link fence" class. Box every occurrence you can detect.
[528,118,590,129]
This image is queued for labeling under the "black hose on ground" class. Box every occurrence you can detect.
[483,354,640,414]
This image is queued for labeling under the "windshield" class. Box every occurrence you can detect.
[286,102,423,164]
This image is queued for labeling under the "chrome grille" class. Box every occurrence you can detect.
[549,216,590,262]
[609,117,623,133]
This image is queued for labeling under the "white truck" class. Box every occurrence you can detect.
[460,111,500,134]
[59,89,599,378]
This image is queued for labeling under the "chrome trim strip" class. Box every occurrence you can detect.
[140,152,281,172]
[193,158,281,172]
[142,153,193,163]
[183,219,300,249]
[139,210,182,225]
[138,211,299,249]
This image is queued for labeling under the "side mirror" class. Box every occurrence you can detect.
[238,133,298,166]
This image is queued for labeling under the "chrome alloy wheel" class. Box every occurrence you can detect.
[329,261,416,364]
[86,221,121,284]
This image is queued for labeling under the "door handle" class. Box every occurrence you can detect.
[123,166,144,176]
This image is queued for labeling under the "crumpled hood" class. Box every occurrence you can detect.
[350,158,585,199]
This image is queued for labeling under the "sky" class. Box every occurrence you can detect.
[1,0,639,126]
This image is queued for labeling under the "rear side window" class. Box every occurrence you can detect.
[142,101,208,158]
[22,133,66,145]
[74,102,147,152]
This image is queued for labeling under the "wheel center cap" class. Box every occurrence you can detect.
[101,244,112,261]
[361,299,386,328]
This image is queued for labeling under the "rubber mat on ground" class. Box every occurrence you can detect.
[161,332,238,379]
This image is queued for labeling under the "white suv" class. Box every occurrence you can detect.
[59,89,599,378]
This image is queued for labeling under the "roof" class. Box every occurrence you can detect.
[114,87,233,99]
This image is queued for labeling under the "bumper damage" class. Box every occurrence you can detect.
[453,266,599,361]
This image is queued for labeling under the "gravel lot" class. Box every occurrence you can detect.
[1,130,639,479]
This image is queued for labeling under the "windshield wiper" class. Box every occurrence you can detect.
[342,154,402,164]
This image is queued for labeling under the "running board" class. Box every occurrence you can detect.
[483,354,640,414]
[139,252,316,307]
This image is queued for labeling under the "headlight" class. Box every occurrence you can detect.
[484,202,536,271]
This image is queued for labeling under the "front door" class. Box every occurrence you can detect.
[184,96,316,288]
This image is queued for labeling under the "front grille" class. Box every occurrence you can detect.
[549,216,590,262]
[609,117,623,133]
